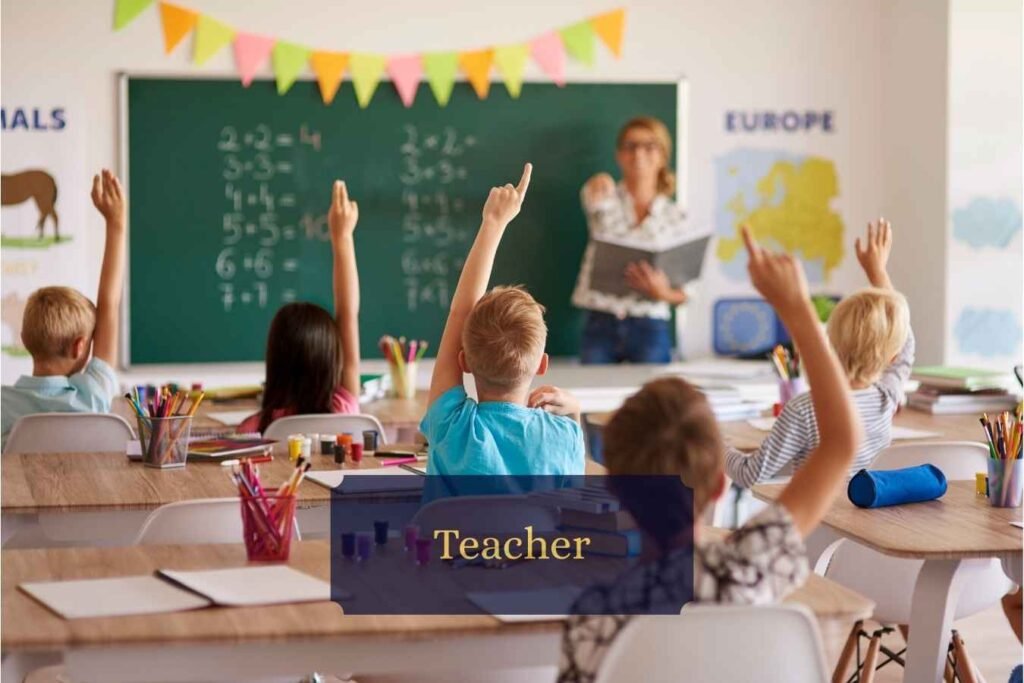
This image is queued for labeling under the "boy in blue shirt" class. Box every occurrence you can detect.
[421,164,585,476]
[2,170,126,450]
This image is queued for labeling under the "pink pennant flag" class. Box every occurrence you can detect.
[387,54,422,107]
[530,31,566,87]
[234,32,276,87]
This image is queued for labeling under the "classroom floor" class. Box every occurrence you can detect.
[818,603,1022,682]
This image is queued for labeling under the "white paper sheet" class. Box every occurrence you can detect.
[747,417,777,432]
[157,566,330,607]
[467,587,582,623]
[746,418,942,441]
[21,576,211,619]
[306,467,421,491]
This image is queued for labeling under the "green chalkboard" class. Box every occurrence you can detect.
[125,77,679,364]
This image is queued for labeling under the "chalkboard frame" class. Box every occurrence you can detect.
[117,73,688,368]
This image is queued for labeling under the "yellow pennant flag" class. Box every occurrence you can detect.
[159,2,197,54]
[349,53,387,108]
[590,8,626,57]
[493,44,529,98]
[459,49,494,99]
[311,51,349,105]
[193,14,235,66]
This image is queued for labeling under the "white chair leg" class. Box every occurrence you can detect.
[904,559,965,683]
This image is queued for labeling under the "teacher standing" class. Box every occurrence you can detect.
[572,116,693,364]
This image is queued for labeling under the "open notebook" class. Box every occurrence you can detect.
[21,565,330,620]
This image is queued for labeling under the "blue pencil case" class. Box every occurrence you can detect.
[847,464,947,508]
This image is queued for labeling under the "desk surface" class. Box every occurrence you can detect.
[1,452,606,514]
[753,480,1022,560]
[1,536,872,651]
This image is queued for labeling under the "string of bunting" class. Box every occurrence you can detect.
[114,1,626,108]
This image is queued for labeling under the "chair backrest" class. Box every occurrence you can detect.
[4,412,136,454]
[134,498,301,545]
[594,604,828,683]
[262,414,388,452]
[870,440,989,480]
[412,495,559,535]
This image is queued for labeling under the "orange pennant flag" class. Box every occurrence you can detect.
[311,51,349,105]
[458,49,494,99]
[159,2,197,54]
[590,8,626,58]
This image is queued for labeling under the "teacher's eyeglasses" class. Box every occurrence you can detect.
[619,140,660,154]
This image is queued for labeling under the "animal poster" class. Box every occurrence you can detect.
[1,103,90,383]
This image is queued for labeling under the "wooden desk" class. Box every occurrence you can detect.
[753,481,1022,683]
[2,538,871,681]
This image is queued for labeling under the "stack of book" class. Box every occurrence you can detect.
[697,384,768,421]
[529,487,641,557]
[908,366,1021,414]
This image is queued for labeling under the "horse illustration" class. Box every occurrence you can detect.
[2,170,59,239]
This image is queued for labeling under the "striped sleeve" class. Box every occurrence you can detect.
[725,394,816,488]
[874,326,915,409]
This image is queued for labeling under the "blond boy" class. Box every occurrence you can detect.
[726,218,914,487]
[2,170,126,450]
[421,164,585,476]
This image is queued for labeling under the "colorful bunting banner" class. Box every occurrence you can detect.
[193,14,234,66]
[234,33,276,87]
[114,0,153,30]
[158,2,197,54]
[350,53,387,109]
[493,44,530,98]
[272,41,310,95]
[591,8,626,58]
[311,51,349,105]
[117,3,627,107]
[387,55,423,108]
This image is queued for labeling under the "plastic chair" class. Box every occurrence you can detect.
[4,413,136,454]
[412,495,559,535]
[134,498,301,545]
[826,441,1012,682]
[593,604,828,683]
[263,414,388,452]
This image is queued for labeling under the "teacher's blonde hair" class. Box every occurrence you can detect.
[617,116,675,197]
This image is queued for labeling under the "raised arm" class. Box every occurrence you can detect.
[90,170,126,366]
[428,163,532,404]
[328,181,361,398]
[741,226,861,538]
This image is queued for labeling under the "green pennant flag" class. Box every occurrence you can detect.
[493,44,530,98]
[559,20,595,66]
[350,53,387,108]
[273,41,311,95]
[423,52,459,106]
[114,0,153,30]
[193,14,235,66]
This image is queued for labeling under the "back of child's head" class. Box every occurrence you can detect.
[260,302,340,432]
[827,287,909,386]
[462,285,547,390]
[21,286,96,361]
[604,377,724,514]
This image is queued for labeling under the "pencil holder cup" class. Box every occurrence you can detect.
[388,361,418,400]
[987,459,1023,508]
[241,492,297,562]
[778,377,807,406]
[138,416,193,469]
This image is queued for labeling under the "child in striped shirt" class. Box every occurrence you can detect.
[726,219,913,488]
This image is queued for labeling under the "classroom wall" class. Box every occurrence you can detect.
[3,0,1008,383]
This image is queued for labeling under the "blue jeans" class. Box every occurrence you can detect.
[579,311,673,364]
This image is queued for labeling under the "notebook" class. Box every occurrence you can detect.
[589,233,711,298]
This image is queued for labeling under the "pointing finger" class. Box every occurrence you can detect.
[337,180,349,205]
[740,224,761,261]
[516,162,533,196]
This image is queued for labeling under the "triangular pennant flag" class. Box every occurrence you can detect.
[114,0,153,30]
[159,2,197,54]
[311,51,349,105]
[530,32,566,87]
[493,44,529,98]
[349,53,387,108]
[193,14,235,66]
[273,41,311,95]
[422,52,459,106]
[590,8,626,58]
[458,49,494,99]
[559,21,595,66]
[234,33,276,87]
[387,55,423,108]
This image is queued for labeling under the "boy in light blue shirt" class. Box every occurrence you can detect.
[421,164,585,476]
[2,170,127,450]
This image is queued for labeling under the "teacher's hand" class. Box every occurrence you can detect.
[625,261,687,304]
[583,173,615,204]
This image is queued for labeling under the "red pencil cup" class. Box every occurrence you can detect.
[240,492,297,562]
